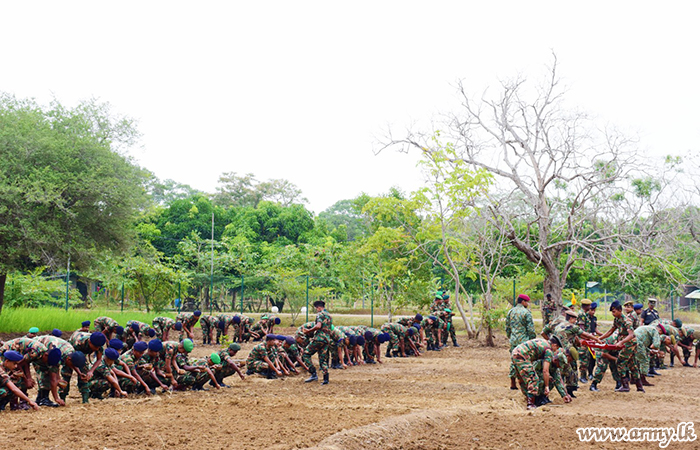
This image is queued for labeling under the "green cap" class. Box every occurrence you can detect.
[228,343,241,352]
[28,327,40,334]
[182,339,194,352]
[435,290,443,299]
[444,308,452,313]
[209,353,221,364]
[564,302,574,308]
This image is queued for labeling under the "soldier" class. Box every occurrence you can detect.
[135,340,172,393]
[66,331,107,403]
[441,293,460,347]
[246,334,284,379]
[634,325,668,388]
[633,303,644,327]
[234,315,255,343]
[214,343,247,386]
[152,316,181,341]
[420,315,441,351]
[0,337,49,397]
[589,333,621,392]
[599,301,640,393]
[26,327,39,338]
[678,325,699,367]
[199,314,218,345]
[302,300,333,385]
[511,337,562,410]
[118,340,152,394]
[0,351,40,411]
[173,338,214,389]
[532,348,573,406]
[380,322,419,358]
[176,310,201,341]
[86,348,128,400]
[576,299,593,383]
[506,294,537,390]
[430,291,444,317]
[191,353,223,390]
[623,300,640,330]
[329,327,348,369]
[93,316,121,340]
[651,318,683,368]
[641,298,660,325]
[34,335,76,407]
[215,314,235,344]
[541,293,557,326]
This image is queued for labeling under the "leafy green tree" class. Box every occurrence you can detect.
[0,94,150,313]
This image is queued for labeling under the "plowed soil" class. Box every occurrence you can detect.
[1,329,698,450]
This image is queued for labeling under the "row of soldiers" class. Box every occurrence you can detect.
[0,298,449,411]
[507,294,697,409]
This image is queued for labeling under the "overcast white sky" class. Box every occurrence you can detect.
[2,2,698,213]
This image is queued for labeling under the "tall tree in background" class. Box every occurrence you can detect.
[380,57,674,309]
[0,94,150,313]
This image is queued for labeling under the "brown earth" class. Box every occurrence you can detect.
[1,328,699,450]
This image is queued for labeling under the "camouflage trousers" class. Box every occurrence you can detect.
[512,354,538,398]
[303,336,330,374]
[567,357,579,388]
[215,328,228,344]
[201,321,213,344]
[248,360,270,374]
[542,309,554,326]
[592,353,620,384]
[35,367,58,391]
[363,343,377,362]
[152,323,166,340]
[578,346,591,377]
[617,342,639,379]
[87,378,111,398]
[60,364,88,398]
[216,363,240,383]
[175,370,208,387]
[442,319,457,344]
[635,344,653,376]
[119,376,140,393]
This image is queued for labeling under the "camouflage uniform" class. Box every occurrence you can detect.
[118,349,142,392]
[174,351,208,387]
[552,321,584,389]
[541,296,557,326]
[65,332,103,399]
[0,337,48,391]
[0,366,12,400]
[199,314,218,344]
[215,349,242,382]
[420,318,438,348]
[628,311,640,331]
[613,313,639,380]
[634,325,661,376]
[86,359,115,399]
[295,322,315,348]
[94,316,119,336]
[576,311,592,378]
[380,322,409,354]
[234,315,255,342]
[250,318,272,340]
[505,304,536,378]
[533,352,567,398]
[359,326,380,362]
[152,316,176,340]
[591,334,620,385]
[511,339,555,399]
[679,326,700,363]
[137,349,167,388]
[246,343,275,373]
[34,336,74,391]
[125,320,153,349]
[302,309,333,375]
[176,312,200,341]
[215,314,235,344]
[329,327,347,366]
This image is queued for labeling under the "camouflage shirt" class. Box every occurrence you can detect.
[512,338,555,363]
[152,316,175,331]
[94,316,119,330]
[246,343,274,365]
[35,336,74,372]
[613,314,635,342]
[176,312,200,329]
[70,332,102,356]
[1,337,49,364]
[553,322,583,349]
[634,325,661,350]
[505,304,536,347]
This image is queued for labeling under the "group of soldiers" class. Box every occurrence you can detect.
[508,294,698,409]
[0,293,464,412]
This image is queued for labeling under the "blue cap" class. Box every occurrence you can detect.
[109,339,124,350]
[174,322,183,331]
[133,341,148,352]
[218,320,226,330]
[70,351,86,368]
[147,328,156,337]
[274,317,281,325]
[52,328,63,337]
[610,300,621,311]
[130,323,140,334]
[428,315,437,321]
[47,348,62,366]
[337,338,345,345]
[284,336,295,345]
[348,335,357,346]
[232,315,241,324]
[148,339,163,352]
[407,327,416,336]
[265,334,277,341]
[115,326,124,335]
[590,302,599,309]
[413,323,421,331]
[104,348,120,361]
[4,350,24,362]
[364,331,374,341]
[378,333,391,343]
[356,336,365,346]
[82,320,91,327]
[193,310,202,316]
[89,332,107,347]
[414,314,423,322]
[633,303,643,310]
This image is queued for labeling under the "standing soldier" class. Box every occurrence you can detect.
[506,294,536,390]
[441,293,460,347]
[623,301,640,330]
[302,300,333,385]
[541,293,557,327]
[576,299,593,383]
[641,298,660,325]
[598,301,639,393]
[199,314,218,345]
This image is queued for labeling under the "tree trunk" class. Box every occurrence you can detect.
[454,288,475,338]
[543,270,564,310]
[0,273,6,314]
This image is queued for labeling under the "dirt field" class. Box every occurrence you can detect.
[1,328,699,450]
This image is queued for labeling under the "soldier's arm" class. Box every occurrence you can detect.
[263,355,282,376]
[525,314,536,339]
